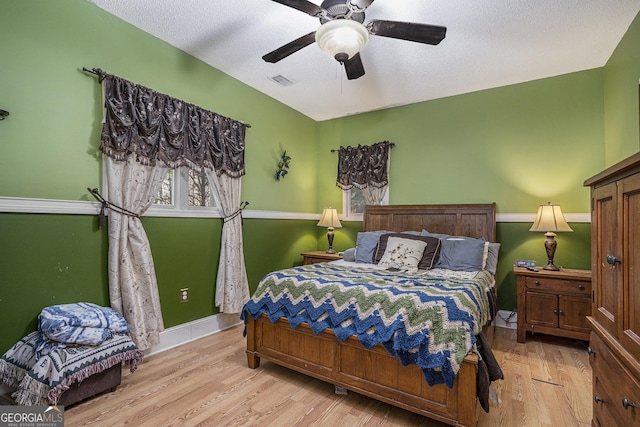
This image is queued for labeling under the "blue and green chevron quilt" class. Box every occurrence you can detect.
[242,263,494,388]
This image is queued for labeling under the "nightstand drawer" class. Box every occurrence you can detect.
[525,276,591,294]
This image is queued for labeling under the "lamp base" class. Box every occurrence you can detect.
[325,227,335,254]
[543,232,560,271]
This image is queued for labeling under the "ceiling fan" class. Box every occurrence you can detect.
[263,0,447,80]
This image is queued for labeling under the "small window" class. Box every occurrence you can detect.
[148,168,219,217]
[342,187,388,220]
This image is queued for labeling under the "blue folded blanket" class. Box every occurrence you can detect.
[36,302,130,357]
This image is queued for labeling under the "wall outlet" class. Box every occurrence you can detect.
[180,288,189,303]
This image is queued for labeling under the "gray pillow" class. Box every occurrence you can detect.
[423,230,500,273]
[485,242,501,275]
[342,247,356,262]
[355,230,389,263]
[436,237,486,271]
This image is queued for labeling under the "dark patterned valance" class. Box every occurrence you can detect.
[100,73,248,177]
[336,141,391,189]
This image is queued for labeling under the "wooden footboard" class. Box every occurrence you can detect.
[245,314,479,427]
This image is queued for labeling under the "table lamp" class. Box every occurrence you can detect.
[529,202,573,270]
[318,207,342,254]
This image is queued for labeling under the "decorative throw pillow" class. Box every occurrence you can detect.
[375,233,441,270]
[378,236,428,273]
[355,230,389,263]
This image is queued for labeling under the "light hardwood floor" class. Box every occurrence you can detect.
[64,325,592,427]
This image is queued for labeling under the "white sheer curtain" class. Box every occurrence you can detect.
[104,155,168,350]
[97,71,250,345]
[206,171,250,313]
[362,185,387,205]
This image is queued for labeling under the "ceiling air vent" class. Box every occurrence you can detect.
[269,75,294,86]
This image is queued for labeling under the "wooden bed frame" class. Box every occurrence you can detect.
[245,203,497,426]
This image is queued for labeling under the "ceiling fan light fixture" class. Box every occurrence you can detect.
[315,19,369,62]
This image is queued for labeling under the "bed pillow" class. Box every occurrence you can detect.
[436,237,486,271]
[355,230,389,263]
[377,236,428,273]
[422,230,499,273]
[342,247,356,262]
[485,242,501,275]
[374,233,441,270]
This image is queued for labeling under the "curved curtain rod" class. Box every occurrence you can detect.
[81,66,251,128]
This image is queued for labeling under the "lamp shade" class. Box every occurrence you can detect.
[315,19,369,62]
[318,207,342,229]
[529,203,573,233]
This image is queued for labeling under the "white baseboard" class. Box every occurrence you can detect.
[494,309,518,329]
[145,313,243,357]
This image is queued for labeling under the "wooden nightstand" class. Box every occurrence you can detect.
[301,251,342,265]
[514,266,592,343]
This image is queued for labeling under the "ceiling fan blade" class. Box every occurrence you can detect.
[343,53,365,80]
[368,20,446,45]
[269,0,323,17]
[262,32,317,63]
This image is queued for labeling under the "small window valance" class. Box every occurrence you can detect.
[336,141,391,189]
[100,73,249,177]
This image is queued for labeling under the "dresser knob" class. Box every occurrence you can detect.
[623,397,636,409]
[594,396,604,404]
[606,255,621,265]
[534,280,540,286]
[578,284,584,290]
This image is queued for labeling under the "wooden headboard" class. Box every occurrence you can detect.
[363,203,497,242]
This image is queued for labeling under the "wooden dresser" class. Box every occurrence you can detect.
[584,152,640,426]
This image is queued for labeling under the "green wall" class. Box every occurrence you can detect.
[0,0,319,211]
[316,70,605,213]
[1,1,639,354]
[603,11,640,165]
[314,68,607,310]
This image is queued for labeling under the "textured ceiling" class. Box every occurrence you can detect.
[87,0,639,121]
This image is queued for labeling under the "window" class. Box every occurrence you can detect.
[147,168,220,217]
[342,187,388,220]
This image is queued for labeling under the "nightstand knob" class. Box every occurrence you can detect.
[578,284,585,290]
[594,396,604,404]
[534,280,540,286]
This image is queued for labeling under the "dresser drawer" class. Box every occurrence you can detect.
[524,276,591,294]
[590,332,640,426]
[593,376,625,427]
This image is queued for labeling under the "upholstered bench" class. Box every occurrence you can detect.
[0,331,143,406]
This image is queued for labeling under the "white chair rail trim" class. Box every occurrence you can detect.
[0,197,591,223]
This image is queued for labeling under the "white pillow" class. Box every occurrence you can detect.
[378,236,428,273]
